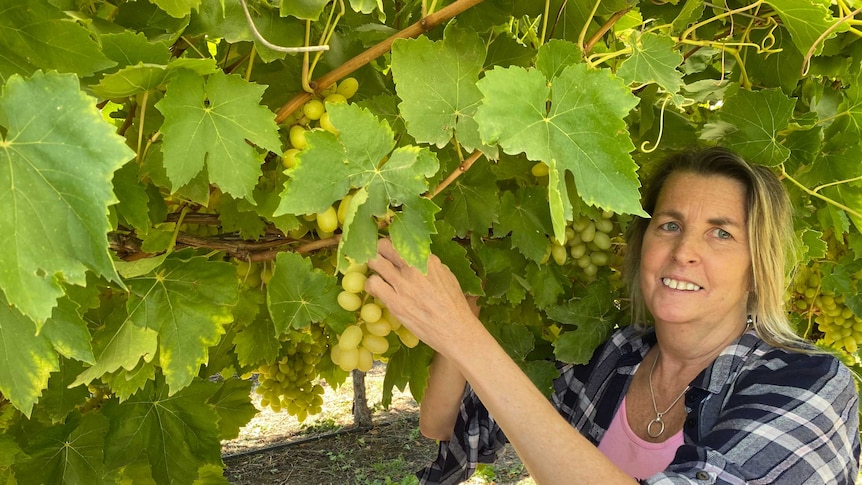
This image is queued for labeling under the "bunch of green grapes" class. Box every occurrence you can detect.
[281,77,360,170]
[543,211,620,280]
[255,324,327,422]
[331,261,419,373]
[787,263,862,354]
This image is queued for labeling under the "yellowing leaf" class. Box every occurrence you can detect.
[0,71,132,322]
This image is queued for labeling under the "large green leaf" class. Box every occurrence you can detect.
[208,378,257,440]
[155,70,282,201]
[0,72,132,322]
[766,0,840,57]
[71,297,159,392]
[102,376,222,485]
[125,256,238,394]
[547,279,620,364]
[494,186,553,263]
[391,25,494,155]
[475,62,644,243]
[712,88,796,166]
[617,32,684,96]
[0,293,58,417]
[266,252,351,335]
[16,412,110,485]
[276,103,439,270]
[433,160,500,238]
[150,0,202,18]
[0,1,115,81]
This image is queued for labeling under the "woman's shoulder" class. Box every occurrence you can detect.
[738,334,857,394]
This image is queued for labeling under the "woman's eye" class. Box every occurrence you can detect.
[660,222,680,231]
[714,228,732,239]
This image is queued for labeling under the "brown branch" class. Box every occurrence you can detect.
[274,0,487,123]
[584,7,633,55]
[429,150,483,199]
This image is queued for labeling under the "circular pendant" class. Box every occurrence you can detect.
[647,417,665,438]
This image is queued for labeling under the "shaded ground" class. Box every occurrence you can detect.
[222,364,532,485]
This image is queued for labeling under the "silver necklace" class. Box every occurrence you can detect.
[646,350,690,438]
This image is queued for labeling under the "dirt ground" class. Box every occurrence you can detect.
[221,364,533,485]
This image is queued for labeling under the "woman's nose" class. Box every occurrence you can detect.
[671,233,701,264]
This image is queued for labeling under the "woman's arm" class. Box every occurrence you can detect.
[366,239,637,484]
[419,353,467,441]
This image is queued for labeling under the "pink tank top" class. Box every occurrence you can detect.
[597,396,683,479]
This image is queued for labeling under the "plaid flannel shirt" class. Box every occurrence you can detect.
[417,325,860,484]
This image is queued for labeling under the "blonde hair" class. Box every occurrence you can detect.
[623,147,805,350]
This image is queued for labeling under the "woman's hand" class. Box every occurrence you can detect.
[365,238,480,356]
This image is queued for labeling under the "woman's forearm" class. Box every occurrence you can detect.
[450,326,637,485]
[419,353,467,440]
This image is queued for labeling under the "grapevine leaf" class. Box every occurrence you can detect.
[337,187,379,269]
[523,360,559,397]
[39,359,90,423]
[348,0,383,15]
[391,25,493,154]
[277,104,439,270]
[0,293,58,417]
[525,263,567,309]
[0,1,115,81]
[475,63,644,242]
[799,228,828,260]
[150,0,201,18]
[0,72,132,322]
[431,221,483,296]
[833,70,862,140]
[113,161,152,234]
[102,376,222,485]
[208,378,256,440]
[99,31,172,70]
[743,27,804,95]
[671,0,705,34]
[71,299,159,390]
[535,40,582,80]
[233,316,280,367]
[155,70,282,201]
[494,186,553,263]
[766,0,841,57]
[486,321,534,361]
[276,130,354,216]
[280,0,330,19]
[102,360,157,402]
[547,279,620,364]
[217,195,267,240]
[617,32,684,96]
[553,320,614,365]
[125,255,237,394]
[710,88,795,166]
[92,58,219,99]
[434,160,500,238]
[267,252,351,335]
[41,295,95,364]
[388,168,441,271]
[382,344,434,407]
[802,142,862,233]
[17,412,110,485]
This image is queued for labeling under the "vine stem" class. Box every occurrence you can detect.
[781,167,862,221]
[238,0,330,53]
[802,6,862,76]
[274,0,488,123]
[428,150,483,199]
[583,7,632,55]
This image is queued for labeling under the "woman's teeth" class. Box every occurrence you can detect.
[662,278,701,291]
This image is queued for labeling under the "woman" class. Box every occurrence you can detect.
[365,147,860,484]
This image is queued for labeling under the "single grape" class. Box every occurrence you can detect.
[302,99,326,120]
[336,77,359,99]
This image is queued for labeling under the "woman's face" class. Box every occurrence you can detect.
[639,171,752,331]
